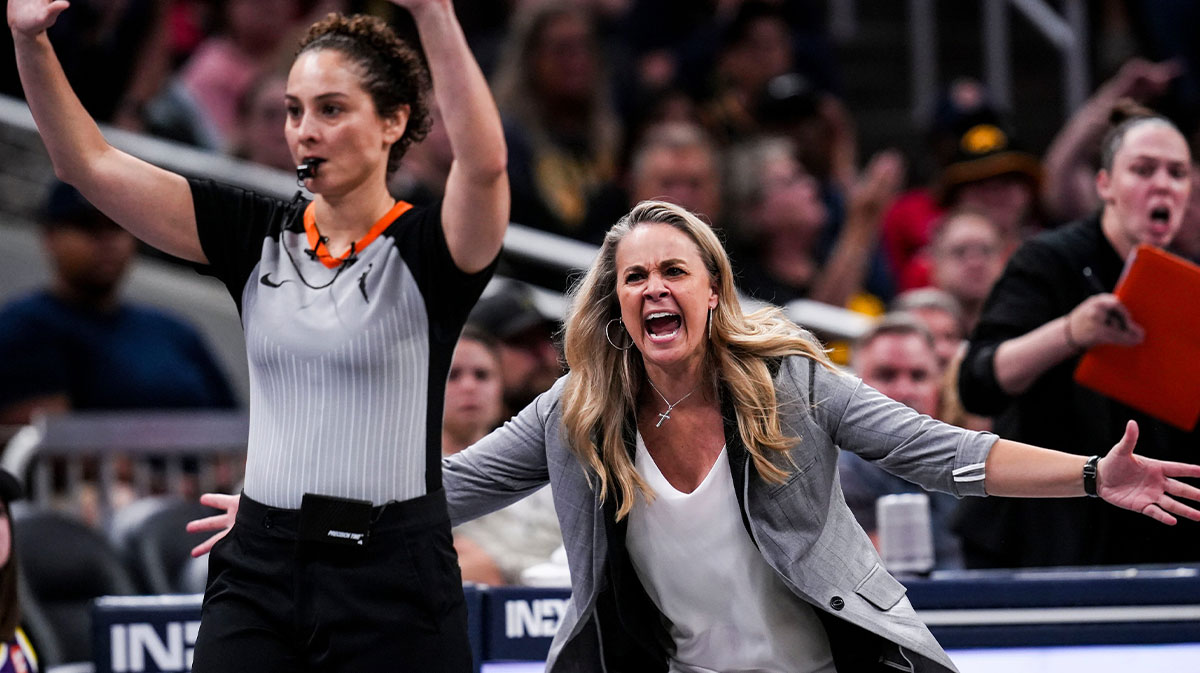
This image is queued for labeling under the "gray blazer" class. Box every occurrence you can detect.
[444,355,997,672]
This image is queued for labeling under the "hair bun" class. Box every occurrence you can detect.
[1108,98,1157,127]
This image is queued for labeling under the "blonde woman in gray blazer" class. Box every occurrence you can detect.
[442,201,1200,672]
[194,201,1200,672]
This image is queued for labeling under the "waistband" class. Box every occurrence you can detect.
[236,489,449,538]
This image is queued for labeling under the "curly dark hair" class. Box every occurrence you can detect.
[298,13,432,174]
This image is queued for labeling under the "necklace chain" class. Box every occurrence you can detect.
[645,377,702,427]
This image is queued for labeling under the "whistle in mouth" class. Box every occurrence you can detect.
[296,158,325,183]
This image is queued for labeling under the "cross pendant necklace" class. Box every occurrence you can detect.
[646,377,702,428]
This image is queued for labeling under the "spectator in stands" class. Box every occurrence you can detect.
[837,313,964,569]
[1041,58,1181,224]
[937,122,1041,255]
[928,208,1007,332]
[443,327,561,586]
[891,288,990,432]
[698,1,839,146]
[0,182,236,425]
[229,68,294,172]
[0,470,37,673]
[442,327,505,456]
[884,87,1041,291]
[468,280,564,419]
[891,287,964,370]
[491,2,622,240]
[389,101,453,206]
[753,69,898,304]
[727,135,903,310]
[175,0,304,150]
[586,121,724,237]
[957,110,1200,567]
[882,78,991,292]
[628,121,723,225]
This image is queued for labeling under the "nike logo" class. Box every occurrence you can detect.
[260,273,288,288]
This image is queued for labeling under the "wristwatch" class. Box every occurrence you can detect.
[1083,455,1100,497]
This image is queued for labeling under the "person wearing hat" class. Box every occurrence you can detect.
[937,120,1042,243]
[883,81,1043,292]
[468,280,564,418]
[0,469,38,673]
[0,181,236,425]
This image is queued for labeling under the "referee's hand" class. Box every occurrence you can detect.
[8,0,69,37]
[187,493,240,557]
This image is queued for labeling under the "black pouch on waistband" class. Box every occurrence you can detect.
[299,493,372,548]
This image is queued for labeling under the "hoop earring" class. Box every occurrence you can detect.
[605,318,633,351]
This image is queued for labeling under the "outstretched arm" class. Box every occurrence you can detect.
[985,421,1200,525]
[392,0,508,273]
[8,0,204,262]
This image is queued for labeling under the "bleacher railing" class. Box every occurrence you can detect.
[2,411,249,523]
[908,0,1088,123]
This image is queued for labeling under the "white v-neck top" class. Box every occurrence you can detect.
[626,432,835,673]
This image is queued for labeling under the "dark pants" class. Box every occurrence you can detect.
[192,491,472,673]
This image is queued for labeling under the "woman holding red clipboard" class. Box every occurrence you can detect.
[957,106,1200,568]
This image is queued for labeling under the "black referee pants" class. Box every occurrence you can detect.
[191,490,472,672]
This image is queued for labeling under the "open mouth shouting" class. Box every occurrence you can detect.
[1148,205,1173,237]
[644,311,683,342]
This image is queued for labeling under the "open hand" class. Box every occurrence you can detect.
[1098,421,1200,525]
[8,0,69,37]
[1109,58,1182,103]
[186,492,240,557]
[847,150,905,229]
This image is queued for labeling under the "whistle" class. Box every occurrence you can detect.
[296,158,326,184]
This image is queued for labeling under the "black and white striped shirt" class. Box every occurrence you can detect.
[192,179,494,509]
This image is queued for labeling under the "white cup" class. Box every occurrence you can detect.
[876,493,934,575]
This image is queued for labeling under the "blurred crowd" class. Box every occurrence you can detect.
[4,0,1200,587]
[4,1,1198,301]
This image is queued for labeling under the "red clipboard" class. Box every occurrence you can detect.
[1074,244,1200,431]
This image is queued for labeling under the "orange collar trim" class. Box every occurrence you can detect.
[303,200,413,269]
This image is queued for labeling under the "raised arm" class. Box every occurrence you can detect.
[1041,59,1180,223]
[808,150,904,307]
[393,0,508,273]
[8,0,204,262]
[985,421,1200,525]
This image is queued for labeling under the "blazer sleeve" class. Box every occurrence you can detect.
[443,376,565,525]
[797,357,997,497]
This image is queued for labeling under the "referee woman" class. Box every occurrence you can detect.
[9,0,507,670]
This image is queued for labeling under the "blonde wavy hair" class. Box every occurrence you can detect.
[562,201,835,520]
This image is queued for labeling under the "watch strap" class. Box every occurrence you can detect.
[1083,455,1100,497]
